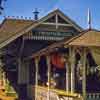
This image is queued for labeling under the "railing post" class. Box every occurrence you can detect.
[34,57,39,100]
[46,55,51,100]
[65,62,69,92]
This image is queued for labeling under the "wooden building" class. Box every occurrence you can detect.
[0,9,83,100]
[32,29,100,100]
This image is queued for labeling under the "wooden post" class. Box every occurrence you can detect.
[18,58,30,99]
[65,60,69,92]
[18,59,29,84]
[56,14,58,29]
[46,55,51,100]
[0,66,2,89]
[69,47,75,93]
[34,57,39,100]
[82,48,87,100]
[2,72,6,90]
[18,58,22,84]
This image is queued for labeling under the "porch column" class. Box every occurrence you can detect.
[18,59,30,99]
[69,47,75,93]
[46,55,51,100]
[0,59,5,90]
[34,57,39,100]
[82,48,87,100]
[65,57,70,92]
[3,72,6,90]
[0,66,3,90]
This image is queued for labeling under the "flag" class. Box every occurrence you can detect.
[51,53,65,69]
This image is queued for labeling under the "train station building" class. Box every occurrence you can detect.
[0,9,100,100]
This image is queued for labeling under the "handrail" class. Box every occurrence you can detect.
[33,85,83,100]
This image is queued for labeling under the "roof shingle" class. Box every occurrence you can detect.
[68,30,100,47]
[0,18,34,45]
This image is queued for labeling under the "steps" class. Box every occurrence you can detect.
[34,86,83,100]
[0,90,17,100]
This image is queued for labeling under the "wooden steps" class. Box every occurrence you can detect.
[0,90,17,100]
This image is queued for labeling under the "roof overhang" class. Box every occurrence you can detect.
[27,29,100,59]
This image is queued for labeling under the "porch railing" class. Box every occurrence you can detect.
[34,86,83,100]
[87,93,100,100]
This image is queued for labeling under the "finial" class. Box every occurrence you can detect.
[7,16,10,18]
[25,17,27,19]
[29,17,31,20]
[87,8,92,29]
[16,16,19,19]
[33,8,39,20]
[12,16,15,18]
[21,16,23,19]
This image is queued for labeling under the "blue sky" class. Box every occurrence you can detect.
[1,0,100,29]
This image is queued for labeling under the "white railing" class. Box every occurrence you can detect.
[87,93,100,99]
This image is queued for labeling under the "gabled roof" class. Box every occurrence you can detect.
[29,29,100,58]
[39,9,83,31]
[0,18,34,48]
[66,29,100,47]
[0,9,82,49]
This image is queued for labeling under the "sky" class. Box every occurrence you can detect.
[0,0,100,29]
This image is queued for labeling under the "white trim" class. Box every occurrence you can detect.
[24,36,64,41]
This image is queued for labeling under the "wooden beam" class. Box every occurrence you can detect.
[41,22,72,27]
[82,48,87,100]
[55,14,58,29]
[57,12,82,31]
